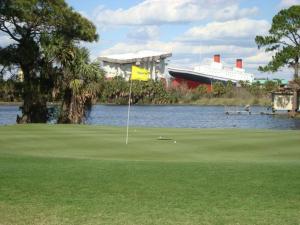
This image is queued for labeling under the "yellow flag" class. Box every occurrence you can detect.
[131,65,150,81]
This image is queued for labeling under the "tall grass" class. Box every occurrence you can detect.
[167,81,274,106]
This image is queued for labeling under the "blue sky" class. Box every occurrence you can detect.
[64,0,300,79]
[2,0,299,79]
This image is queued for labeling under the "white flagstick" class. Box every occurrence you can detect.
[126,78,133,144]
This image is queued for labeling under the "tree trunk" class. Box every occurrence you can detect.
[58,88,72,123]
[294,59,299,79]
[16,39,49,124]
[289,90,298,117]
[16,66,48,124]
[58,89,85,124]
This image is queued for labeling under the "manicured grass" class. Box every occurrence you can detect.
[0,125,300,225]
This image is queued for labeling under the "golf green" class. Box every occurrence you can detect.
[0,125,300,225]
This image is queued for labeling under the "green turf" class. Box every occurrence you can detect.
[0,125,300,225]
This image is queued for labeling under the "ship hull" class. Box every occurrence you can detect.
[168,67,241,83]
[168,70,214,84]
[168,67,235,90]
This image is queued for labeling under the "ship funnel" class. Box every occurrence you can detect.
[236,59,243,69]
[214,54,221,63]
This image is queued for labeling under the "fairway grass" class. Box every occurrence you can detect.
[0,125,300,225]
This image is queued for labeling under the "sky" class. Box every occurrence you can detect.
[1,0,299,79]
[63,0,300,80]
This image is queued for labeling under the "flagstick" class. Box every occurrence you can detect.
[126,78,133,145]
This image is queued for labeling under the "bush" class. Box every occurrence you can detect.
[195,85,208,95]
[212,82,226,97]
[0,79,22,102]
[100,77,172,104]
[264,80,279,92]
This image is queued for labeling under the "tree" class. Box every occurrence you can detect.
[264,80,279,92]
[212,82,225,97]
[55,47,104,124]
[255,5,300,79]
[0,0,98,123]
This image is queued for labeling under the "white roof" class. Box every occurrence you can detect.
[98,50,172,64]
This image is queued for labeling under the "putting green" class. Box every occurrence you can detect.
[0,125,300,225]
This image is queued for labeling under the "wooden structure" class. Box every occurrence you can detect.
[272,80,300,116]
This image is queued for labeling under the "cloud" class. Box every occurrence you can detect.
[244,51,273,65]
[91,0,292,79]
[243,51,293,79]
[99,40,279,76]
[214,5,259,21]
[278,0,300,9]
[179,19,270,45]
[93,0,258,26]
[127,26,160,41]
[100,40,257,58]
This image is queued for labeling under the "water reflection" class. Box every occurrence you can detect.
[1,105,300,130]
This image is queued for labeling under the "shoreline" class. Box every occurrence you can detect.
[0,102,60,106]
[0,97,272,107]
[0,96,271,107]
[0,102,269,107]
[0,102,22,106]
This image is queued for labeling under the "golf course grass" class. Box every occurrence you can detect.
[0,125,300,225]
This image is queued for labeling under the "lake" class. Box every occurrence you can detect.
[1,105,300,130]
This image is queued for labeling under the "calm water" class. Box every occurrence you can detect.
[1,105,300,130]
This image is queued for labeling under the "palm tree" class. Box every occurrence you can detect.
[58,47,104,124]
[42,39,103,123]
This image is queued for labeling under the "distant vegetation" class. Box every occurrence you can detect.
[100,77,278,106]
[167,80,277,106]
[100,77,170,104]
[1,76,280,106]
[0,79,22,102]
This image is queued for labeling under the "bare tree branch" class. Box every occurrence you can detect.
[277,41,291,46]
[0,21,21,42]
[290,32,300,46]
[284,34,297,46]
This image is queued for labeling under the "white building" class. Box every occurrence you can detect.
[98,50,172,80]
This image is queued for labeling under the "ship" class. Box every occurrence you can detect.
[167,55,255,91]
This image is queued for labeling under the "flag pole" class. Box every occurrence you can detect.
[126,78,133,145]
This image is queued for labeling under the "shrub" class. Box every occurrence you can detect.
[195,85,208,95]
[212,82,226,97]
[264,80,279,92]
[100,77,172,104]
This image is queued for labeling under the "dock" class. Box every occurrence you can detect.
[224,106,276,115]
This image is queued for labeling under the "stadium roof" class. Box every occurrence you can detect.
[98,50,172,64]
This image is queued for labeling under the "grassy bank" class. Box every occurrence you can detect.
[0,125,300,225]
[178,96,271,106]
[1,99,271,107]
[0,102,22,106]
